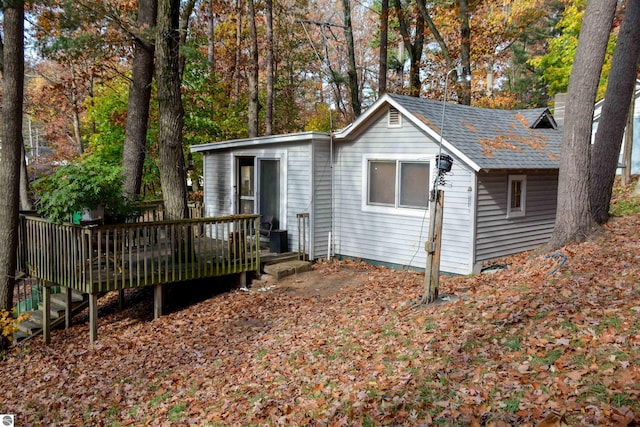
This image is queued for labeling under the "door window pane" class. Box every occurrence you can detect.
[259,160,280,227]
[240,165,254,197]
[400,162,429,208]
[369,161,395,205]
[239,199,254,214]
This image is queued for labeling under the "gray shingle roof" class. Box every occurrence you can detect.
[386,93,562,171]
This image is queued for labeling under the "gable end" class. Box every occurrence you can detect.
[531,110,558,129]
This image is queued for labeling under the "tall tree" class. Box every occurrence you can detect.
[458,0,471,105]
[156,0,188,220]
[232,0,243,105]
[378,0,389,95]
[547,0,617,249]
[590,0,640,224]
[0,0,24,349]
[247,0,259,137]
[265,0,274,135]
[394,0,424,96]
[122,0,157,199]
[342,0,361,117]
[206,0,215,66]
[178,0,197,79]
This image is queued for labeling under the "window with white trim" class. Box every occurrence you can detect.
[367,160,430,210]
[507,174,526,218]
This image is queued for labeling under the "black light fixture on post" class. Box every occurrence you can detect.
[421,64,471,305]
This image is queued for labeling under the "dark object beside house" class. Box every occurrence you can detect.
[270,230,288,253]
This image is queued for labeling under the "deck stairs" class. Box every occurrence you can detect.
[13,284,88,343]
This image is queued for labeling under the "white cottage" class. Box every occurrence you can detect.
[192,93,563,275]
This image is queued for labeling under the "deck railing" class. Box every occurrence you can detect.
[296,213,309,261]
[18,214,260,295]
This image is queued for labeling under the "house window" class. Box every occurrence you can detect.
[507,174,526,218]
[388,107,401,127]
[368,160,430,209]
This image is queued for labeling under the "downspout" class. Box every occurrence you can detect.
[329,110,334,261]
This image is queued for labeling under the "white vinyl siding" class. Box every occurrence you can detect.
[203,152,232,217]
[334,110,474,274]
[311,141,332,259]
[475,171,558,264]
[285,144,312,254]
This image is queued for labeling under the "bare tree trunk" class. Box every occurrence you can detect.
[247,0,259,137]
[156,0,188,220]
[19,144,33,210]
[233,0,242,105]
[342,0,361,118]
[0,0,24,349]
[207,0,215,67]
[394,0,424,97]
[122,0,157,199]
[265,0,274,135]
[378,0,388,95]
[69,66,84,154]
[621,91,635,186]
[458,0,471,105]
[590,0,640,224]
[178,0,197,79]
[416,0,453,68]
[547,0,617,249]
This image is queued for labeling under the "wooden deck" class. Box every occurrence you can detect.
[17,213,260,343]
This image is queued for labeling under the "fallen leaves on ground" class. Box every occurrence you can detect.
[2,216,640,426]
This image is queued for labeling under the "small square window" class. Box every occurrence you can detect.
[507,175,526,218]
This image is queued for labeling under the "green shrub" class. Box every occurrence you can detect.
[34,158,134,223]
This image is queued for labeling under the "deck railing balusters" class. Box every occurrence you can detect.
[16,214,259,304]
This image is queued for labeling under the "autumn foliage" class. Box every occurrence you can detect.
[1,184,640,425]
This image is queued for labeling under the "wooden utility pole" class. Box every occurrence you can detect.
[422,189,444,303]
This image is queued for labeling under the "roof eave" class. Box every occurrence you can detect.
[190,131,331,153]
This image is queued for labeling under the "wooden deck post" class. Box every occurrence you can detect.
[42,284,51,345]
[64,287,72,329]
[118,289,125,311]
[240,272,247,289]
[154,283,163,319]
[89,293,98,343]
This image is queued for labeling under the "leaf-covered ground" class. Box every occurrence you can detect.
[2,198,640,426]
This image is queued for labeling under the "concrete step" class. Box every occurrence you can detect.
[263,260,312,280]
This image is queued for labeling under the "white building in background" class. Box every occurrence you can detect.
[592,80,640,174]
